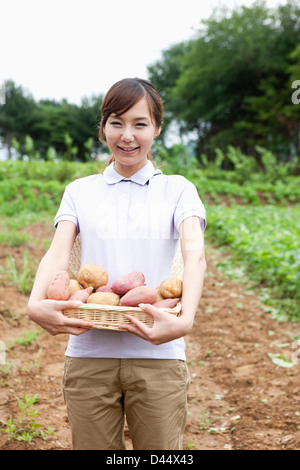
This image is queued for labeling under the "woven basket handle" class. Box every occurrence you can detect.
[69,235,184,280]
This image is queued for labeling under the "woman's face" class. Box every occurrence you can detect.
[104,97,161,177]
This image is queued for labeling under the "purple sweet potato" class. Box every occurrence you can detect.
[47,271,70,301]
[120,285,157,307]
[111,271,145,296]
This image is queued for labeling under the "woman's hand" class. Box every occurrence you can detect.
[27,299,95,336]
[119,303,193,345]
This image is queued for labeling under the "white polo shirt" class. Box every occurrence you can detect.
[54,160,206,360]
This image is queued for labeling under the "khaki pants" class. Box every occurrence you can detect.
[62,357,190,450]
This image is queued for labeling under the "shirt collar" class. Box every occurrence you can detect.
[102,160,162,186]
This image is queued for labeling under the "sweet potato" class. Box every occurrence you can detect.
[77,264,108,290]
[111,271,145,296]
[69,279,82,296]
[47,271,70,301]
[158,277,183,299]
[69,286,93,302]
[153,298,180,308]
[87,292,120,306]
[120,285,157,307]
[95,284,114,293]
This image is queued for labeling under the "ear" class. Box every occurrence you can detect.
[155,126,161,138]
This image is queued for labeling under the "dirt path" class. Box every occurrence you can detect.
[0,222,300,450]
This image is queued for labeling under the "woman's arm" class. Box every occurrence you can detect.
[178,215,207,331]
[27,221,95,335]
[120,216,206,344]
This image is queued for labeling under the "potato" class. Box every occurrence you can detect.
[69,286,93,302]
[111,271,145,296]
[120,285,157,307]
[158,277,183,299]
[77,264,108,290]
[155,288,164,302]
[153,298,180,308]
[69,279,82,296]
[47,271,70,300]
[87,292,120,306]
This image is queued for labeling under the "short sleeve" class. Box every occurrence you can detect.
[174,180,206,234]
[54,184,79,233]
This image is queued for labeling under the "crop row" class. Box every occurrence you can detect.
[206,205,300,308]
[193,176,300,206]
[0,178,65,216]
[0,160,103,183]
[1,160,300,205]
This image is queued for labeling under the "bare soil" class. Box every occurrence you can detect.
[0,221,299,450]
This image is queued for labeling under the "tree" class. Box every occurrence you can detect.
[0,81,104,161]
[147,41,192,144]
[0,80,38,158]
[148,0,300,163]
[243,1,300,160]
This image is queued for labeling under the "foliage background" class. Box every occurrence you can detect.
[0,0,299,320]
[0,0,299,167]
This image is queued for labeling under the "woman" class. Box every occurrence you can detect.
[27,78,207,450]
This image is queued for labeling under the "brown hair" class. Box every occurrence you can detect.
[99,78,163,164]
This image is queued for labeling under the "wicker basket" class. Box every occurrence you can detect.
[64,302,181,331]
[65,236,184,331]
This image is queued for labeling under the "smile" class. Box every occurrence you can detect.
[118,146,139,153]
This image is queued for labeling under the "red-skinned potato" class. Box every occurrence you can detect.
[120,285,157,307]
[111,271,145,296]
[152,298,180,308]
[47,271,70,301]
[95,284,114,293]
[69,286,93,302]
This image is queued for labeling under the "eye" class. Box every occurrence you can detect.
[135,123,147,127]
[110,121,122,126]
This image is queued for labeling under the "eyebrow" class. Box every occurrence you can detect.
[110,114,151,122]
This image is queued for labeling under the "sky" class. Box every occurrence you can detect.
[0,0,286,106]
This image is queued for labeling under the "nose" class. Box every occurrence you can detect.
[121,125,134,142]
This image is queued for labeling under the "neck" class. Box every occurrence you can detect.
[113,159,149,178]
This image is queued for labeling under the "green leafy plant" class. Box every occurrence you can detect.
[0,393,54,444]
[8,330,42,347]
[0,251,36,294]
[207,205,300,320]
